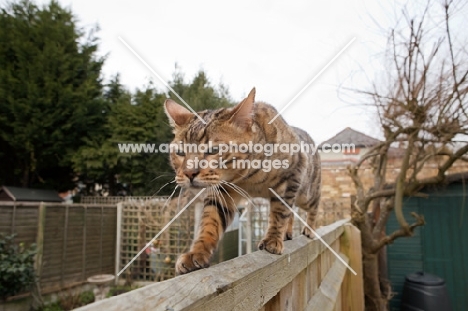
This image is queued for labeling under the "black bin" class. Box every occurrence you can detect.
[400,271,452,311]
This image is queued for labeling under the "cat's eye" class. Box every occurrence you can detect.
[205,146,219,156]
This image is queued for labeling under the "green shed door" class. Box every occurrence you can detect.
[387,183,468,311]
[387,198,423,311]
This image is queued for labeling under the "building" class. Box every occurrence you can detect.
[318,127,382,166]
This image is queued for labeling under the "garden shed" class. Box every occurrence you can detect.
[387,172,468,310]
[0,185,62,203]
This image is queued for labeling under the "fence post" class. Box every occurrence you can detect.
[60,205,69,288]
[82,206,87,281]
[246,203,252,254]
[11,202,16,234]
[115,203,123,285]
[100,206,104,272]
[340,223,364,311]
[194,202,203,233]
[31,203,46,309]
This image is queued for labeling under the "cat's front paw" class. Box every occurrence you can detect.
[258,237,284,255]
[175,251,211,275]
[302,226,317,239]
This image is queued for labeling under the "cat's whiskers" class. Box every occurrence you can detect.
[177,187,185,209]
[207,186,220,225]
[160,185,179,214]
[149,173,175,183]
[218,184,241,214]
[221,181,258,209]
[215,185,229,208]
[212,186,227,224]
[215,185,230,215]
[152,180,176,197]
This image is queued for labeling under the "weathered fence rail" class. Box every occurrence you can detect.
[77,219,364,311]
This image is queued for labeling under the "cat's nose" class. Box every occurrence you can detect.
[184,169,199,182]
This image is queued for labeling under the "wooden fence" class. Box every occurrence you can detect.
[0,202,117,295]
[116,199,196,282]
[80,196,169,205]
[77,219,364,311]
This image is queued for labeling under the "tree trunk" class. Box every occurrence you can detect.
[363,250,387,310]
[22,161,30,188]
[354,213,388,310]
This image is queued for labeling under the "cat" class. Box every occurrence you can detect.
[164,88,321,274]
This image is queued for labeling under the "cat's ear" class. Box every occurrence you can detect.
[164,99,193,127]
[229,87,255,129]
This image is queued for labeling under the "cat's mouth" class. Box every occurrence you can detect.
[189,182,205,188]
[181,179,219,189]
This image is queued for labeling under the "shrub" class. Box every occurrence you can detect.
[40,302,63,311]
[0,233,37,300]
[78,290,95,305]
[38,290,94,311]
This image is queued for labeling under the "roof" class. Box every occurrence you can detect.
[319,127,381,149]
[0,186,63,202]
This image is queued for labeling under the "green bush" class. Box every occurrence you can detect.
[78,290,95,305]
[0,233,37,300]
[39,290,94,311]
[39,302,63,311]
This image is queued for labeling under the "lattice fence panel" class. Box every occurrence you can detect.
[239,197,350,255]
[119,198,195,282]
[81,196,169,205]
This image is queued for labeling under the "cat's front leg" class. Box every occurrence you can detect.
[175,198,234,274]
[258,194,295,255]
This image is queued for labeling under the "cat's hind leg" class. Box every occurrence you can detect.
[300,193,320,238]
[284,215,294,241]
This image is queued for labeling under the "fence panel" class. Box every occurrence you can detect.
[117,198,195,282]
[0,202,117,295]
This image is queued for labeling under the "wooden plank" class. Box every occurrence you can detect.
[292,269,307,311]
[305,254,349,311]
[276,280,293,311]
[307,255,320,302]
[33,203,46,306]
[264,291,280,311]
[340,224,364,311]
[75,219,349,311]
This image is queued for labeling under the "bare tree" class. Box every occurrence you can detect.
[348,1,468,309]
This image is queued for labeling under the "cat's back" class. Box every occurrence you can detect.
[253,101,301,144]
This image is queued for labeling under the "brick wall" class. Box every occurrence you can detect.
[318,159,468,215]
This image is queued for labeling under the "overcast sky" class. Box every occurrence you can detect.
[31,0,464,143]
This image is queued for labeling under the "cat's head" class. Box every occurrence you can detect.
[164,88,257,189]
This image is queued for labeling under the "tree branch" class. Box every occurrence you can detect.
[371,212,425,253]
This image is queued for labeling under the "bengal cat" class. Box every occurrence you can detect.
[164,88,321,274]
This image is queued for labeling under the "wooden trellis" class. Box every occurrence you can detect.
[239,198,350,256]
[81,196,169,205]
[116,197,196,282]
